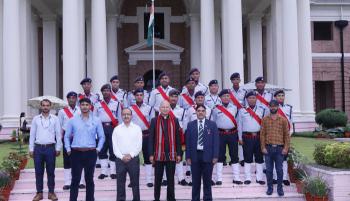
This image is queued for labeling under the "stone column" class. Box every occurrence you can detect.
[282,0,301,112]
[189,13,201,70]
[91,0,108,91]
[298,0,315,115]
[107,15,119,76]
[248,15,263,81]
[221,0,244,87]
[42,16,59,96]
[63,0,85,96]
[265,15,275,84]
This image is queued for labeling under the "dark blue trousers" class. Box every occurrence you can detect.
[191,151,213,201]
[33,145,56,193]
[265,145,284,191]
[70,149,97,201]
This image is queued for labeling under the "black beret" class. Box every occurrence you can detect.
[269,99,279,106]
[188,68,200,75]
[195,91,205,98]
[133,88,144,95]
[80,77,92,85]
[255,76,265,83]
[245,91,256,98]
[110,75,119,82]
[185,77,196,84]
[219,89,231,97]
[230,73,240,80]
[208,79,218,86]
[66,91,77,98]
[169,89,180,97]
[100,84,111,92]
[79,98,91,105]
[134,76,144,83]
[274,89,285,97]
[158,72,169,80]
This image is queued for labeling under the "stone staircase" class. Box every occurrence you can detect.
[9,165,305,201]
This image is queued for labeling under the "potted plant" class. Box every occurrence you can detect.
[303,176,329,201]
[0,170,12,201]
[1,158,20,180]
[293,168,307,193]
[344,125,350,138]
[8,152,27,170]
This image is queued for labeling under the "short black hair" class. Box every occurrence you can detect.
[79,98,91,105]
[40,99,52,106]
[196,104,206,111]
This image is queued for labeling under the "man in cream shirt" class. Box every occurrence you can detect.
[112,108,142,201]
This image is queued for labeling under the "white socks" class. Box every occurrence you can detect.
[244,163,251,181]
[216,163,223,182]
[232,163,241,182]
[64,169,72,186]
[176,163,184,181]
[145,164,153,184]
[100,159,109,175]
[109,160,116,175]
[256,163,264,181]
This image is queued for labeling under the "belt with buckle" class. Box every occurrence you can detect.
[35,143,55,148]
[267,144,283,148]
[72,148,96,152]
[102,122,112,127]
[218,128,237,135]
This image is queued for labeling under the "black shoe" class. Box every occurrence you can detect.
[188,181,192,186]
[263,169,266,174]
[277,189,284,196]
[240,161,245,167]
[98,174,108,180]
[63,185,70,190]
[128,183,132,188]
[178,179,188,186]
[266,188,273,195]
[273,179,277,184]
[110,174,117,179]
[229,162,233,166]
[95,164,101,168]
[223,161,227,166]
[147,183,153,188]
[211,180,216,186]
[233,180,243,185]
[244,180,251,185]
[79,184,85,189]
[161,180,167,186]
[283,180,290,186]
[256,180,266,185]
[216,181,222,185]
[186,171,191,176]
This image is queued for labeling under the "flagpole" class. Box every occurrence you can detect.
[152,0,155,90]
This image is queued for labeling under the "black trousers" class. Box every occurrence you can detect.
[154,161,176,201]
[116,157,140,201]
[142,135,151,164]
[62,138,71,169]
[218,133,239,163]
[70,149,97,201]
[242,135,264,164]
[191,151,213,201]
[98,124,116,161]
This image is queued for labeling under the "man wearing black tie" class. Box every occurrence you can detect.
[185,105,219,201]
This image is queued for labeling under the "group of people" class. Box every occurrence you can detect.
[29,68,291,201]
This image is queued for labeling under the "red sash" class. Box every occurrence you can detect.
[256,94,269,107]
[111,94,118,101]
[63,107,74,119]
[78,94,84,100]
[100,101,119,127]
[229,92,243,109]
[182,94,194,106]
[245,107,262,125]
[216,105,238,128]
[132,105,150,129]
[277,108,291,130]
[157,87,170,102]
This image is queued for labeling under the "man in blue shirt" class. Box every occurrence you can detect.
[65,98,105,201]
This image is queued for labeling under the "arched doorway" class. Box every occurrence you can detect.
[143,69,163,91]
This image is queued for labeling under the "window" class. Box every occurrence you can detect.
[144,13,165,39]
[315,81,335,113]
[313,22,333,41]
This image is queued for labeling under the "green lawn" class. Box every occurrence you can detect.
[0,136,335,169]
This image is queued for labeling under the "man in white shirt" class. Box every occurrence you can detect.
[112,108,142,201]
[29,99,61,201]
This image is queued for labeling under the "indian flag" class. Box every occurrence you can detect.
[147,0,154,47]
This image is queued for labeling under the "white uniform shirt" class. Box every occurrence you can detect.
[149,85,174,112]
[178,92,195,109]
[205,94,222,109]
[238,105,266,141]
[29,114,62,152]
[252,90,273,109]
[129,103,155,131]
[127,90,150,107]
[111,88,127,107]
[78,92,100,106]
[182,82,209,96]
[230,87,247,107]
[212,103,238,130]
[93,99,122,123]
[58,105,81,131]
[112,122,142,159]
[171,105,187,129]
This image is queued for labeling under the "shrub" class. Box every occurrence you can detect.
[313,142,350,168]
[315,109,348,129]
[303,176,329,197]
